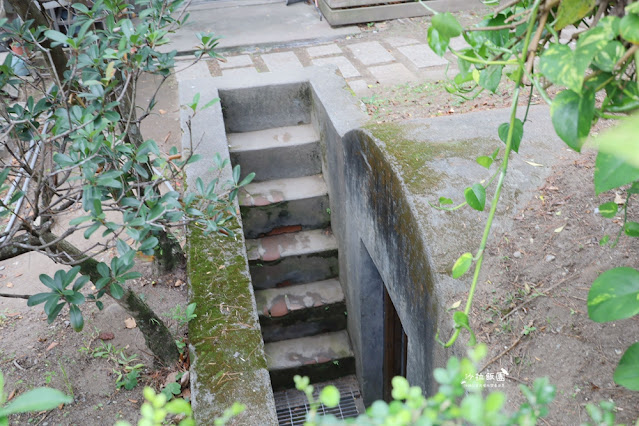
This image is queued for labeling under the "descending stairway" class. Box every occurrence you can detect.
[229,123,361,423]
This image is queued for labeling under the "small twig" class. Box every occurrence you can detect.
[494,0,523,15]
[502,277,569,320]
[13,359,25,370]
[0,292,31,299]
[480,333,525,373]
[506,375,528,384]
[525,9,549,78]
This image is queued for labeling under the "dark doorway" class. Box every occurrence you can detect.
[382,285,408,402]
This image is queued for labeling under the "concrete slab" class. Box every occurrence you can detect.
[240,174,328,207]
[165,1,359,53]
[347,41,395,65]
[347,79,370,96]
[246,228,338,262]
[221,67,259,78]
[307,43,343,58]
[313,56,360,79]
[228,124,318,151]
[397,44,448,68]
[174,60,211,82]
[255,279,344,316]
[385,36,420,47]
[219,54,254,69]
[368,63,416,85]
[264,330,353,370]
[262,51,304,72]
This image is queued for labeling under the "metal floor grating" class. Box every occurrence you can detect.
[274,375,363,425]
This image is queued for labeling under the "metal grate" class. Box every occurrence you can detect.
[274,375,363,425]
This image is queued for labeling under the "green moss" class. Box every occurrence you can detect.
[187,220,271,417]
[364,122,497,194]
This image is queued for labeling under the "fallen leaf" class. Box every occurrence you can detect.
[6,282,13,288]
[174,279,184,287]
[614,192,625,205]
[218,265,225,270]
[164,371,178,387]
[554,224,566,233]
[7,389,15,401]
[98,332,115,341]
[447,300,461,311]
[128,399,138,403]
[159,109,167,114]
[525,160,544,167]
[124,318,137,329]
[14,273,22,278]
[180,388,191,399]
[46,341,59,351]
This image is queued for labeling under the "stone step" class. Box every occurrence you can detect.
[255,279,346,343]
[265,330,355,390]
[228,124,321,182]
[246,228,338,290]
[239,174,331,239]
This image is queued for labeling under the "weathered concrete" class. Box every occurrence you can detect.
[227,124,321,182]
[265,330,355,389]
[179,78,277,425]
[165,1,359,54]
[239,174,330,238]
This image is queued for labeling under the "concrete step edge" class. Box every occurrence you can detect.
[239,174,328,207]
[255,279,344,318]
[246,228,337,262]
[228,124,319,152]
[264,330,353,371]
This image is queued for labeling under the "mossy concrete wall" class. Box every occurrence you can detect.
[179,79,277,425]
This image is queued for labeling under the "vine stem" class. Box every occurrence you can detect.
[442,0,542,348]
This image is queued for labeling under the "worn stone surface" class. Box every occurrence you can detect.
[220,54,254,69]
[312,56,360,79]
[347,41,395,65]
[221,67,259,78]
[385,36,420,47]
[307,43,343,57]
[397,44,448,68]
[262,51,304,72]
[347,79,370,96]
[368,63,416,85]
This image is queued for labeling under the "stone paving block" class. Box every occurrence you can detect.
[449,38,471,51]
[313,56,360,79]
[307,44,342,58]
[347,79,370,97]
[220,54,254,69]
[385,36,420,47]
[221,67,259,78]
[368,63,416,85]
[398,44,448,68]
[261,51,303,72]
[175,60,211,82]
[347,41,395,65]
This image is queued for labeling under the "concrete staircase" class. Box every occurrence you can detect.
[231,123,356,393]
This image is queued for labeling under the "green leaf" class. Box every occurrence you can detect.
[65,291,85,305]
[319,385,340,408]
[497,118,524,153]
[613,342,639,391]
[539,44,583,93]
[431,12,463,39]
[598,202,618,218]
[464,184,486,211]
[69,305,84,331]
[593,114,639,170]
[110,282,124,300]
[484,392,505,413]
[478,65,503,93]
[453,311,476,346]
[427,26,448,57]
[588,267,639,322]
[0,388,71,416]
[44,30,70,45]
[452,253,473,279]
[47,303,65,324]
[600,235,610,246]
[551,89,594,152]
[554,0,596,30]
[593,41,625,72]
[391,376,410,400]
[439,197,453,205]
[476,156,493,169]
[139,236,158,252]
[27,293,57,307]
[165,398,192,415]
[620,13,639,44]
[625,221,639,237]
[461,394,483,423]
[594,151,639,194]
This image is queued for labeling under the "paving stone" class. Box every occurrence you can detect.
[385,36,420,47]
[261,51,303,72]
[449,38,471,51]
[219,54,253,69]
[398,44,448,68]
[347,79,370,96]
[175,60,211,81]
[312,56,360,79]
[368,63,416,85]
[221,67,259,78]
[306,44,342,58]
[347,41,395,65]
